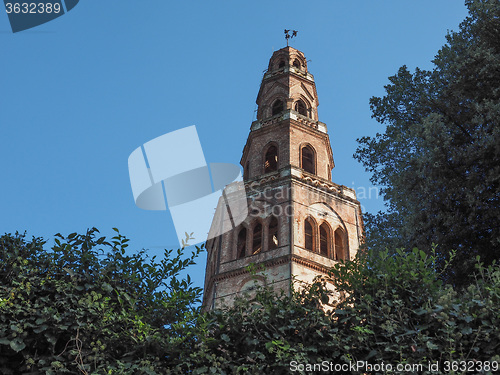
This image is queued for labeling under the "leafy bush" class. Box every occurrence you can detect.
[329,248,500,371]
[0,229,202,374]
[181,280,340,374]
[185,248,500,374]
[2,229,499,374]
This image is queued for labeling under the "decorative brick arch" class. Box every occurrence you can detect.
[263,142,279,174]
[271,98,285,116]
[304,216,317,252]
[251,219,264,255]
[319,221,333,258]
[300,143,316,175]
[238,274,266,294]
[268,51,289,71]
[333,227,348,261]
[288,51,307,71]
[267,215,279,250]
[306,202,350,260]
[267,50,307,73]
[235,225,248,259]
[293,95,313,119]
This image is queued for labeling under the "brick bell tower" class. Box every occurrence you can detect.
[202,46,363,310]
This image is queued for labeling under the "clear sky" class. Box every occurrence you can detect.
[0,1,469,290]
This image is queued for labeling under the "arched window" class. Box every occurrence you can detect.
[319,223,330,257]
[301,145,316,174]
[278,60,286,69]
[294,100,307,116]
[334,229,345,260]
[272,100,284,116]
[264,145,278,173]
[252,223,262,255]
[305,219,314,251]
[293,59,301,69]
[237,228,247,259]
[268,216,279,250]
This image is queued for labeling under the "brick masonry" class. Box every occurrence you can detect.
[202,46,364,310]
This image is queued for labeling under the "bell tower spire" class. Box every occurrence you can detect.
[203,47,363,310]
[257,46,317,121]
[243,45,334,182]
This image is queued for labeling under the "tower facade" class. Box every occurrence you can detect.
[203,47,363,310]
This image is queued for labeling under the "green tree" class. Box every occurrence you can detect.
[355,0,500,282]
[2,228,499,374]
[328,248,500,370]
[183,277,343,374]
[182,249,500,374]
[0,229,202,374]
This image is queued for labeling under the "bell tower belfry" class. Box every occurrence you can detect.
[203,46,363,310]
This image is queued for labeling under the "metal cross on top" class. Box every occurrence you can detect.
[284,29,298,46]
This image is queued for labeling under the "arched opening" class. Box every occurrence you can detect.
[272,100,284,116]
[237,228,247,259]
[319,223,330,257]
[294,100,307,116]
[278,60,286,69]
[252,223,262,255]
[268,216,279,250]
[301,145,316,174]
[293,59,301,69]
[334,229,345,260]
[264,145,278,173]
[305,219,314,251]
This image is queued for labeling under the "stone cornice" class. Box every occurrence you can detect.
[212,254,291,283]
[291,254,335,275]
[242,168,361,207]
[209,253,336,286]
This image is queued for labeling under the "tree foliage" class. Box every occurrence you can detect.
[1,229,499,374]
[185,247,500,374]
[0,229,202,374]
[330,248,500,366]
[355,0,500,282]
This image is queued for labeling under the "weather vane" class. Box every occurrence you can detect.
[284,29,298,46]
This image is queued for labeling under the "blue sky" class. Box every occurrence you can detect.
[0,1,469,290]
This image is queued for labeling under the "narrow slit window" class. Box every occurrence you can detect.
[237,228,247,259]
[320,224,330,257]
[335,229,345,260]
[305,220,313,251]
[301,146,316,174]
[268,216,279,250]
[264,145,278,173]
[252,223,262,255]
